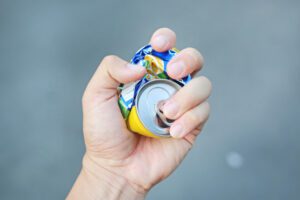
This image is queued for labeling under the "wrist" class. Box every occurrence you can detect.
[67,154,146,200]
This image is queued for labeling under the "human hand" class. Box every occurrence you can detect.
[67,28,212,200]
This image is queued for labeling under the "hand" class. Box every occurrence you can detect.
[67,28,212,200]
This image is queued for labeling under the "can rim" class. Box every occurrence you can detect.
[135,79,181,137]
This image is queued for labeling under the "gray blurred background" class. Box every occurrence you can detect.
[1,0,299,199]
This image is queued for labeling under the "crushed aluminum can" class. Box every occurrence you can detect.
[118,45,191,138]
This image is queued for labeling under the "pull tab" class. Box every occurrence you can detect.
[154,100,174,129]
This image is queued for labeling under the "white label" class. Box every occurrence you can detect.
[121,81,137,103]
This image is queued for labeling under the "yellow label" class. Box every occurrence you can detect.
[127,106,160,138]
[144,55,164,75]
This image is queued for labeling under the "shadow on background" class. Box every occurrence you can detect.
[0,0,299,199]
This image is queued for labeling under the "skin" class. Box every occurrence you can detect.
[67,28,212,200]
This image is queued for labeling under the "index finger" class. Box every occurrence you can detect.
[150,28,176,52]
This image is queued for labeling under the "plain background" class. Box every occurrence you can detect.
[1,0,299,199]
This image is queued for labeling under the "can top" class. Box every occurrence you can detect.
[135,79,181,137]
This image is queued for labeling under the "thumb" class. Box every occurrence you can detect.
[83,55,146,105]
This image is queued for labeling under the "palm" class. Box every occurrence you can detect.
[83,94,193,189]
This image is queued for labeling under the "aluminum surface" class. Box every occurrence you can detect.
[135,79,181,137]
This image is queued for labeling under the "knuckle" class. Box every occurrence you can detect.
[179,48,204,71]
[199,102,210,123]
[202,102,211,116]
[199,76,212,92]
[185,111,199,126]
[156,27,176,36]
[186,48,204,63]
[101,55,118,66]
[186,47,199,54]
[185,102,210,126]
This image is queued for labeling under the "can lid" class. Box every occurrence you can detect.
[135,79,181,137]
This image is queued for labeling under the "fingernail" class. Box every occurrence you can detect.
[163,99,178,117]
[153,35,168,49]
[170,124,183,138]
[127,63,146,73]
[167,61,184,78]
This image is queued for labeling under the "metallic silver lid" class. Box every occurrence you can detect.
[135,79,181,137]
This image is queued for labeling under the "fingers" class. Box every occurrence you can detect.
[167,47,204,80]
[170,101,210,138]
[83,55,146,102]
[150,28,176,52]
[163,76,212,119]
[162,76,212,139]
[183,127,203,146]
[150,28,203,78]
[150,28,204,79]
